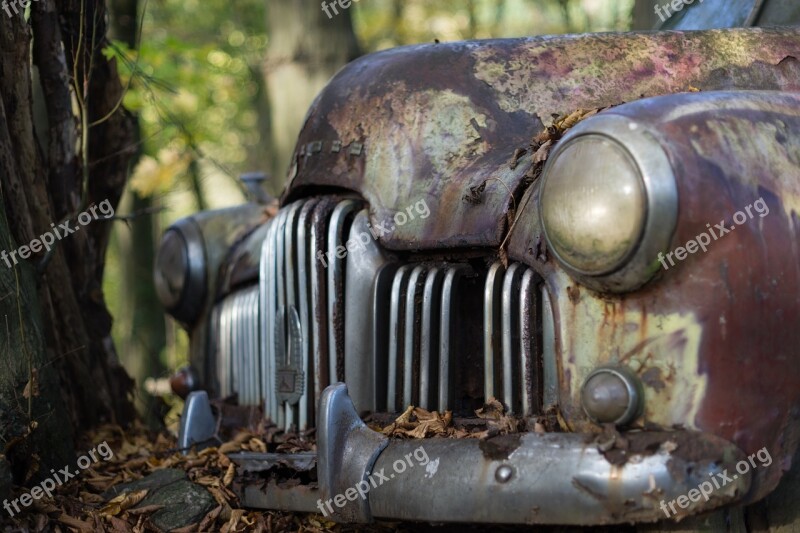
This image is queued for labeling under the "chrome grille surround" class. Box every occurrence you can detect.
[211,196,553,431]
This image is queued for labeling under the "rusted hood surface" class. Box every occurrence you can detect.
[285,27,800,250]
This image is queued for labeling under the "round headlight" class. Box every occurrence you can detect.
[541,136,646,275]
[538,115,678,292]
[154,219,207,324]
[154,229,189,309]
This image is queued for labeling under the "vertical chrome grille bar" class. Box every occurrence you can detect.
[501,263,523,413]
[310,200,336,413]
[217,304,231,397]
[372,264,398,413]
[326,200,358,384]
[344,210,389,414]
[484,263,505,402]
[419,267,443,410]
[273,209,288,428]
[260,219,277,421]
[403,266,427,408]
[283,201,303,430]
[239,292,249,404]
[542,286,558,409]
[240,287,260,405]
[387,265,411,412]
[519,270,536,416]
[230,298,241,398]
[438,265,468,412]
[250,288,260,405]
[296,199,319,430]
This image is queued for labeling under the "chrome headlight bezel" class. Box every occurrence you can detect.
[154,218,207,324]
[538,114,678,293]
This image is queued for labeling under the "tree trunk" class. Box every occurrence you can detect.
[0,0,136,501]
[263,0,361,191]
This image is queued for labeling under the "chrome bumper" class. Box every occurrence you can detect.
[183,385,751,525]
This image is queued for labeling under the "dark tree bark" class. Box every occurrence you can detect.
[263,0,361,190]
[0,0,136,500]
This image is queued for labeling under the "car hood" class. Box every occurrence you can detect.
[284,27,800,251]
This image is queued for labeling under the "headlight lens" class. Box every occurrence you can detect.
[154,229,189,309]
[536,115,678,293]
[154,220,207,324]
[540,135,646,275]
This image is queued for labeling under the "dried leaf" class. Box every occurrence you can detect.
[100,489,148,517]
[475,398,505,420]
[126,504,165,516]
[532,140,553,164]
[57,513,95,532]
[198,505,224,531]
[248,438,267,453]
[106,514,134,533]
[223,463,236,487]
[475,398,521,435]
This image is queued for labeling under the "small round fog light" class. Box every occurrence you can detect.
[581,367,642,426]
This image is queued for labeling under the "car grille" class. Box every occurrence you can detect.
[211,196,552,431]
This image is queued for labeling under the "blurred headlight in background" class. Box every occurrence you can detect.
[154,219,207,324]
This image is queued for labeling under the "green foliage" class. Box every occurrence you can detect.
[353,0,634,51]
[110,0,267,203]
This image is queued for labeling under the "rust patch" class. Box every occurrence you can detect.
[478,434,522,460]
[641,367,666,393]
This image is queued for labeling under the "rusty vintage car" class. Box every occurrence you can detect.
[154,0,800,526]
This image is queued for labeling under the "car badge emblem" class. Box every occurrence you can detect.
[274,305,305,405]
